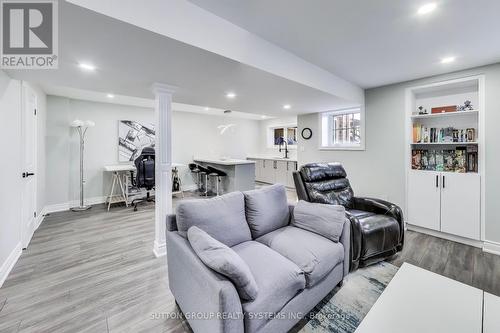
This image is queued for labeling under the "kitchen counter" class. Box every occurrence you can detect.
[193,158,255,192]
[246,155,298,162]
[193,158,255,166]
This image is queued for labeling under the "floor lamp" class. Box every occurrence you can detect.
[70,119,95,212]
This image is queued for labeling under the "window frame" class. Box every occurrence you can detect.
[319,107,365,151]
[268,124,298,149]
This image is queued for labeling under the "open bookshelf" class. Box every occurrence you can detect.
[410,109,479,119]
[405,75,484,243]
[409,79,480,173]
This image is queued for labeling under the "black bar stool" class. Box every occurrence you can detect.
[196,165,211,196]
[188,163,200,190]
[207,166,227,196]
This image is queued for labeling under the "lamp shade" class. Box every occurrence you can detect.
[70,119,95,127]
[70,119,84,127]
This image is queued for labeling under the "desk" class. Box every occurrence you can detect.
[104,164,136,211]
[104,163,186,211]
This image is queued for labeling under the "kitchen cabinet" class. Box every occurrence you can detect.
[261,159,275,184]
[275,161,288,186]
[250,158,297,188]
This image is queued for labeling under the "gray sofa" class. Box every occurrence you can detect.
[166,184,350,333]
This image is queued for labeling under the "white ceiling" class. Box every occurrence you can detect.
[188,0,500,88]
[42,84,271,120]
[5,1,358,117]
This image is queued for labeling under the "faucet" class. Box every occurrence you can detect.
[279,137,289,159]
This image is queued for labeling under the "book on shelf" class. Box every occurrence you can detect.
[436,150,444,171]
[467,146,478,172]
[455,147,467,173]
[443,150,455,172]
[411,147,477,173]
[412,123,476,143]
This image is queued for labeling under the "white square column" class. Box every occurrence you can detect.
[152,83,176,257]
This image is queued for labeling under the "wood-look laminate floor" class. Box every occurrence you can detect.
[1,188,499,332]
[387,229,500,295]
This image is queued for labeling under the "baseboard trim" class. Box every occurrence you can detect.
[35,206,47,230]
[181,184,198,192]
[407,224,483,248]
[483,240,500,256]
[44,196,107,214]
[45,188,199,214]
[153,240,166,258]
[23,206,48,249]
[0,242,22,288]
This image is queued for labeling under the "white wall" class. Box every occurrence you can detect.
[297,63,500,244]
[45,96,261,206]
[0,72,46,286]
[257,116,298,159]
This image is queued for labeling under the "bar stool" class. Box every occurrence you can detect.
[188,163,200,190]
[207,166,227,196]
[196,165,211,196]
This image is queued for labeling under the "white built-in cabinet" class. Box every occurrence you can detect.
[440,173,481,239]
[250,158,297,188]
[406,76,484,243]
[408,171,480,240]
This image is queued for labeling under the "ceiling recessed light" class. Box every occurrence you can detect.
[226,92,236,99]
[441,56,456,64]
[417,3,437,15]
[283,104,291,110]
[78,62,96,71]
[107,93,115,98]
[204,107,210,111]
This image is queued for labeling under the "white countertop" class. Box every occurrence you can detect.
[194,158,255,166]
[104,164,136,172]
[246,155,297,162]
[104,163,185,172]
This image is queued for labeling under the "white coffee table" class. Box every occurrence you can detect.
[356,263,485,333]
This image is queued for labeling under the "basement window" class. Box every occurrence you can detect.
[269,126,297,147]
[320,108,364,150]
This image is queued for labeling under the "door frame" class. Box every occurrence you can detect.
[20,82,38,248]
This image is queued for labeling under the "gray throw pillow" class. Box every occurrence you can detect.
[292,200,346,242]
[176,191,252,247]
[243,184,290,238]
[187,226,258,301]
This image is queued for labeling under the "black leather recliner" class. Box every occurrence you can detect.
[293,162,404,271]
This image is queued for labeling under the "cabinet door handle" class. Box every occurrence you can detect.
[442,175,445,189]
[436,175,439,188]
[286,162,289,171]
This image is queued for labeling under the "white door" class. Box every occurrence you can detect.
[21,85,37,248]
[441,173,480,240]
[407,171,441,231]
[275,160,288,186]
